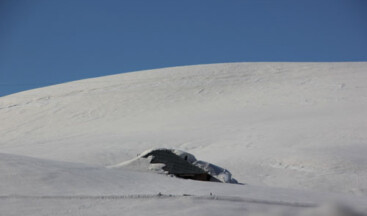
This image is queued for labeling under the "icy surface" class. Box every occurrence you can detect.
[193,160,238,183]
[172,149,197,163]
[1,62,367,215]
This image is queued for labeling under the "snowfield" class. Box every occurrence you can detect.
[1,62,367,215]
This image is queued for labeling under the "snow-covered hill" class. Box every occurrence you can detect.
[1,62,367,215]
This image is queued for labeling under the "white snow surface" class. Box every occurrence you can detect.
[1,62,367,215]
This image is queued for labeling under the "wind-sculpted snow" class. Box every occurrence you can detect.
[0,62,367,215]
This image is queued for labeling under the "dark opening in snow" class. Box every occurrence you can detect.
[139,148,238,184]
[141,149,220,182]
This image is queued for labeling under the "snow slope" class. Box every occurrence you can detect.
[1,62,367,215]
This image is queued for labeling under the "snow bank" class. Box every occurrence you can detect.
[1,62,367,215]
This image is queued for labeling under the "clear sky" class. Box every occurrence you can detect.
[1,0,366,97]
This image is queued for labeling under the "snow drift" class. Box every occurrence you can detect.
[1,62,367,215]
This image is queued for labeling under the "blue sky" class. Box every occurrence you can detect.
[1,0,366,97]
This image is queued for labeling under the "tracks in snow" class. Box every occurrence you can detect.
[0,194,317,208]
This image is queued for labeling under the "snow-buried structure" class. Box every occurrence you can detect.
[111,148,238,184]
